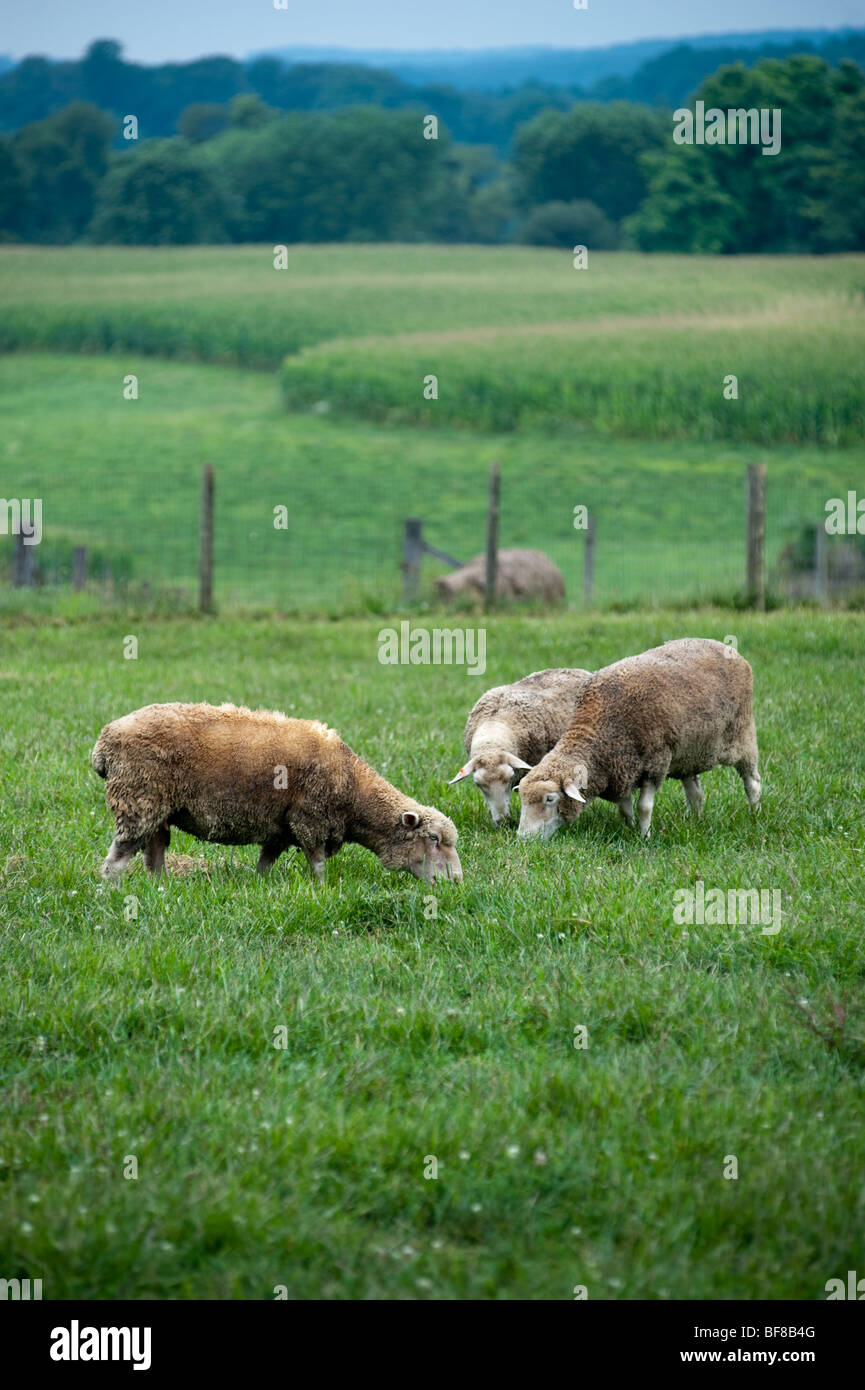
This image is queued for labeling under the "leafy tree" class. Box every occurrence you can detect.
[227,94,274,129]
[805,61,865,250]
[80,40,126,111]
[176,103,230,143]
[418,143,510,243]
[513,102,667,222]
[628,55,865,253]
[0,55,78,128]
[466,175,515,243]
[208,107,447,243]
[10,101,114,241]
[625,149,739,252]
[0,135,26,238]
[88,140,230,243]
[519,198,618,249]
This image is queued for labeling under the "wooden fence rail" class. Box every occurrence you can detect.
[402,517,464,604]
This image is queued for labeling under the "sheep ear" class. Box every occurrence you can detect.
[401,810,421,828]
[506,754,532,771]
[448,760,476,785]
[563,782,586,803]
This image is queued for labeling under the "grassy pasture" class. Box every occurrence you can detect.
[1,353,861,613]
[1,243,861,451]
[1,244,863,377]
[1,243,863,1300]
[0,609,863,1299]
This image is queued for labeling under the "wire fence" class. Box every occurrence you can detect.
[3,459,863,613]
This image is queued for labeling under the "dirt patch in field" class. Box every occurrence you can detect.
[164,852,221,876]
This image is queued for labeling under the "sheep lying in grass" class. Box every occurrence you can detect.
[92,702,462,884]
[449,667,593,825]
[517,639,760,840]
[436,549,566,605]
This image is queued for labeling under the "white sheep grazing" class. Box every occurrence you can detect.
[517,638,761,840]
[448,667,592,825]
[92,702,462,883]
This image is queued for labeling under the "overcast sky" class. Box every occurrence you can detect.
[4,0,864,63]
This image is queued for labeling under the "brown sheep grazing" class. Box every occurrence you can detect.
[449,667,593,825]
[92,702,462,884]
[517,639,760,841]
[436,549,565,605]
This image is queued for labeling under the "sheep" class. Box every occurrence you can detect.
[436,549,565,605]
[448,667,593,825]
[92,702,462,884]
[516,638,760,840]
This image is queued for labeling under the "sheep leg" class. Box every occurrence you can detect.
[682,776,704,818]
[636,782,657,839]
[143,824,170,876]
[101,835,143,880]
[256,839,286,875]
[303,847,327,881]
[733,721,762,810]
[736,759,762,810]
[617,795,635,828]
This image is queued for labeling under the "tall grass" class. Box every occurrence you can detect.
[2,244,863,374]
[280,315,865,445]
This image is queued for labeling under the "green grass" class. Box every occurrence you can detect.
[2,242,863,1300]
[1,243,863,377]
[1,609,863,1299]
[2,353,862,612]
[2,242,862,450]
[280,314,865,444]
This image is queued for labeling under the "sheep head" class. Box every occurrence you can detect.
[517,761,588,840]
[378,804,462,882]
[449,751,532,827]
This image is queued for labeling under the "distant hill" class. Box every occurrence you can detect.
[253,29,863,91]
[606,30,865,105]
[1,28,862,150]
[251,41,673,90]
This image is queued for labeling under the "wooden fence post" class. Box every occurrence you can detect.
[402,517,422,604]
[746,463,767,611]
[814,521,828,605]
[583,514,596,603]
[485,461,500,612]
[72,546,87,592]
[13,531,36,587]
[199,463,215,613]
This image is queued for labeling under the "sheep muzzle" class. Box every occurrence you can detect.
[409,840,463,882]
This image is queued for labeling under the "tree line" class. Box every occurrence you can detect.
[0,49,863,253]
[3,34,864,144]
